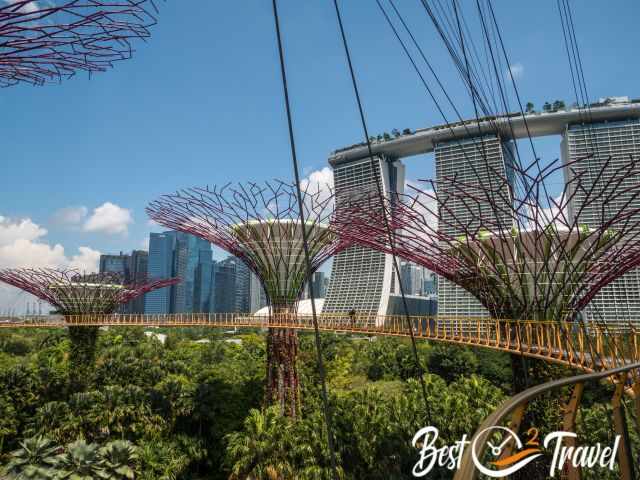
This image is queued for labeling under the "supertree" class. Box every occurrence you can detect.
[0,0,160,87]
[147,180,348,417]
[0,268,178,388]
[333,154,640,391]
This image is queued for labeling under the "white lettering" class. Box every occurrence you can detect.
[412,427,620,478]
[544,431,577,477]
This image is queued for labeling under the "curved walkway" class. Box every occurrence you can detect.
[1,313,637,374]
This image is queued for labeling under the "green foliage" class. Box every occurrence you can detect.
[56,439,103,479]
[67,327,100,391]
[97,440,138,480]
[4,437,139,480]
[4,436,61,479]
[0,327,620,478]
[427,344,479,383]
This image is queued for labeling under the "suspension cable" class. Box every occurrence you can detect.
[331,0,432,421]
[270,1,339,477]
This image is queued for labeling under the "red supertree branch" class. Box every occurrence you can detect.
[0,1,160,87]
[148,180,344,419]
[0,267,179,314]
[147,180,349,309]
[334,154,640,324]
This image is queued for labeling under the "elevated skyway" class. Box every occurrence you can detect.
[1,313,637,375]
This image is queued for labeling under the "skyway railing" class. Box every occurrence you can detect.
[0,313,637,373]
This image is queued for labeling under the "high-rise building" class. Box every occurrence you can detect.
[214,257,239,313]
[234,259,251,313]
[195,256,215,313]
[99,253,128,277]
[423,271,438,297]
[145,232,177,314]
[400,262,425,297]
[435,135,515,317]
[323,156,405,318]
[562,118,640,327]
[303,271,328,299]
[249,271,268,313]
[128,250,148,313]
[99,250,148,313]
[172,233,212,313]
[144,231,214,314]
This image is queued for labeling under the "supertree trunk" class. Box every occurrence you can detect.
[147,181,348,420]
[265,306,300,418]
[0,269,178,392]
[67,325,100,391]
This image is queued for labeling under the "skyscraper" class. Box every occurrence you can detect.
[144,231,214,314]
[323,156,405,317]
[423,271,437,297]
[144,232,176,314]
[195,256,215,313]
[128,250,148,313]
[302,271,328,299]
[99,250,148,313]
[249,271,268,313]
[562,118,640,327]
[172,232,212,313]
[214,257,238,313]
[435,135,515,317]
[234,258,251,313]
[99,253,128,277]
[400,262,426,297]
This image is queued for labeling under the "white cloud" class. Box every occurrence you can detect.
[301,167,333,192]
[3,1,40,14]
[531,194,568,229]
[68,246,101,272]
[300,167,334,215]
[0,215,101,315]
[0,215,47,246]
[0,215,100,270]
[50,206,88,227]
[506,63,524,80]
[405,180,438,232]
[83,202,133,235]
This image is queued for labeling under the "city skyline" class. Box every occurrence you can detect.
[2,3,639,276]
[2,2,640,315]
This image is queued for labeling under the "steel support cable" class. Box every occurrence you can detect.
[462,0,587,323]
[270,1,339,477]
[475,1,531,176]
[380,0,517,242]
[331,0,432,422]
[392,1,595,377]
[420,0,533,210]
[451,0,503,224]
[563,0,604,222]
[556,0,613,339]
[456,0,532,203]
[381,0,538,331]
[482,0,566,288]
[416,0,532,203]
[480,0,579,342]
[453,0,528,390]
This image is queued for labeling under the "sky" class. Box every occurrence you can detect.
[1,0,640,310]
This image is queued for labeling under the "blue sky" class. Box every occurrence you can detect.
[1,0,639,288]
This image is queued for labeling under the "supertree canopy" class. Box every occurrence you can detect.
[0,0,160,87]
[334,153,640,395]
[0,268,177,314]
[334,154,640,326]
[0,268,178,389]
[147,180,347,417]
